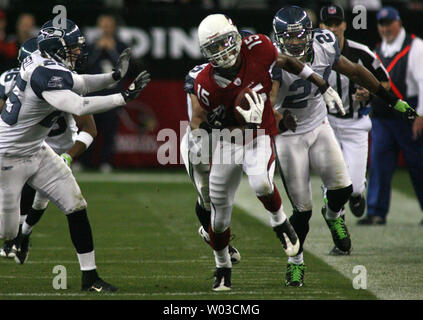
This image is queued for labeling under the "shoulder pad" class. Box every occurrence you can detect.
[185,64,208,94]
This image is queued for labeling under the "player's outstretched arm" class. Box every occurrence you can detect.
[275,53,345,115]
[60,114,98,167]
[72,48,132,96]
[333,55,417,119]
[42,70,151,116]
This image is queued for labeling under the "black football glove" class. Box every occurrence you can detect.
[121,70,151,103]
[278,109,297,133]
[206,105,226,129]
[112,48,132,81]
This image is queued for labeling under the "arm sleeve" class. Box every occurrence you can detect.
[71,72,117,96]
[41,90,125,116]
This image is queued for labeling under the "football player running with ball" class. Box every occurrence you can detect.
[192,14,344,291]
[0,19,150,292]
[270,6,416,287]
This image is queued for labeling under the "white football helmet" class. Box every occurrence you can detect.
[198,14,242,69]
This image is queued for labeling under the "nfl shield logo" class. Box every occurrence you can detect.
[328,6,336,14]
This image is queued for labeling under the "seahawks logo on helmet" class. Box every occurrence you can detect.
[37,19,87,72]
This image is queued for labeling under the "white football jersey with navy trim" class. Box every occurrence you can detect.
[0,51,77,156]
[272,29,340,135]
[0,67,20,100]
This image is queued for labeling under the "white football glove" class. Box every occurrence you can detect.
[235,91,264,125]
[322,86,345,116]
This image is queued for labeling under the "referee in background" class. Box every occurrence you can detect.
[359,7,423,226]
[319,5,390,253]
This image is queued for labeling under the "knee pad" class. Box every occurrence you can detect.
[326,184,353,212]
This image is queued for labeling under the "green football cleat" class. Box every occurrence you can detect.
[285,263,306,287]
[321,206,351,252]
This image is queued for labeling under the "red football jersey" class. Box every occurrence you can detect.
[194,33,278,136]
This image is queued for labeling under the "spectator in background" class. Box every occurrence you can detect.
[14,13,37,47]
[0,10,18,73]
[358,7,423,225]
[78,13,129,173]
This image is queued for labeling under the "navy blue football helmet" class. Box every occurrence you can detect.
[273,6,313,59]
[37,19,87,71]
[17,37,38,64]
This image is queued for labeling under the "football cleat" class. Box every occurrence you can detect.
[329,245,351,256]
[212,267,231,291]
[349,194,366,218]
[228,245,241,265]
[198,226,241,264]
[273,220,300,257]
[285,262,306,287]
[82,278,119,293]
[321,206,351,252]
[14,233,31,264]
[0,240,17,258]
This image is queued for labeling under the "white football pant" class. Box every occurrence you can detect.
[275,120,351,212]
[209,133,276,233]
[0,143,87,240]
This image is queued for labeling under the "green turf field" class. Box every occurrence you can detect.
[0,169,420,300]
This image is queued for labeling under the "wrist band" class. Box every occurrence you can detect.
[375,84,398,106]
[76,131,94,149]
[318,81,330,94]
[298,65,314,80]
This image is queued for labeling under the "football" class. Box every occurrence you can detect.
[234,87,254,125]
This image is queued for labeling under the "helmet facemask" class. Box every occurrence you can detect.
[275,23,312,59]
[200,31,241,69]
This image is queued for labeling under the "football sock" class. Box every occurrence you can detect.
[66,209,94,255]
[289,210,312,254]
[257,184,281,212]
[325,206,342,220]
[269,205,287,227]
[288,252,304,265]
[19,214,27,225]
[208,226,230,251]
[195,201,211,230]
[214,246,232,268]
[326,185,353,213]
[22,208,46,235]
[21,222,32,236]
[77,251,97,271]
